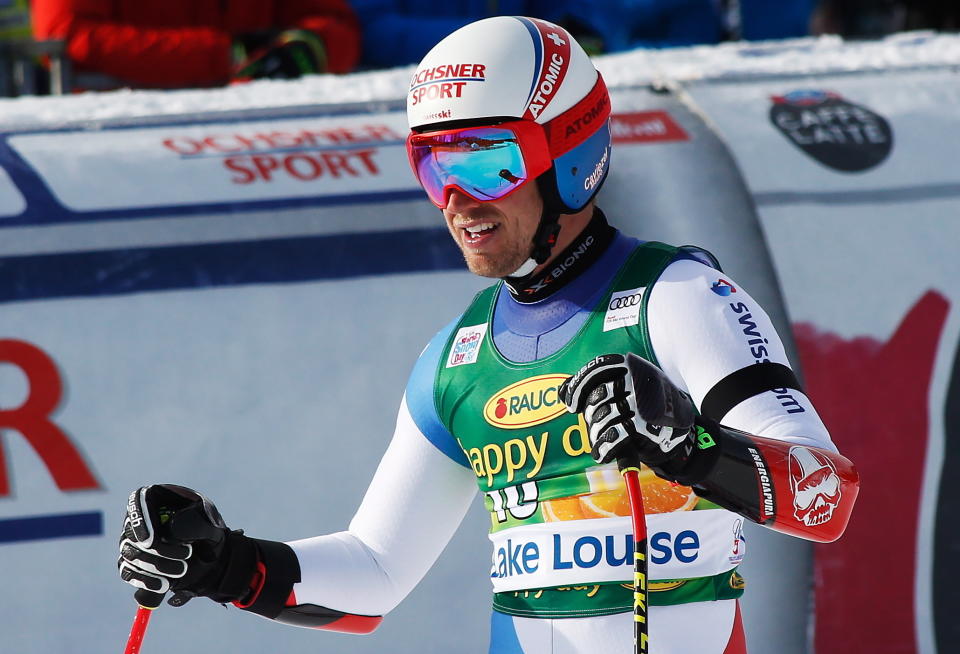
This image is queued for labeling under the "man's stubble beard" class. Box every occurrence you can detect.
[460,237,531,278]
[446,195,541,278]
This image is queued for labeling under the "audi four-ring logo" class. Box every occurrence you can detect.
[609,294,642,310]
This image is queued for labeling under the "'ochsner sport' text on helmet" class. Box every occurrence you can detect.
[406,16,612,215]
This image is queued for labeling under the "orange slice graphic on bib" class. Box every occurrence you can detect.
[580,490,631,518]
[541,466,698,522]
[635,469,699,514]
[541,496,585,522]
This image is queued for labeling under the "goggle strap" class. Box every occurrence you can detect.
[543,74,611,158]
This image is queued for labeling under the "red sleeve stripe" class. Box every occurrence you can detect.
[312,614,384,634]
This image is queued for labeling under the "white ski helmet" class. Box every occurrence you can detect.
[406,15,612,218]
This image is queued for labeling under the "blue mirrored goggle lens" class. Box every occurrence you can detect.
[411,128,528,206]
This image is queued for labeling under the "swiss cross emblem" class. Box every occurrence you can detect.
[547,32,566,47]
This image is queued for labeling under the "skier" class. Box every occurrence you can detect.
[118,16,858,653]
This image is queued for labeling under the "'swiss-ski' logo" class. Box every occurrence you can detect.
[711,279,736,296]
[769,90,892,172]
[483,374,569,429]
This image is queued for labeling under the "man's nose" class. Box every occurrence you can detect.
[445,187,482,213]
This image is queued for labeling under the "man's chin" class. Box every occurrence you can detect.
[463,252,524,279]
[465,260,507,278]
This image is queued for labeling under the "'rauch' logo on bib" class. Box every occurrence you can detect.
[483,374,570,429]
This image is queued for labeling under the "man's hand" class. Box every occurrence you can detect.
[118,484,258,608]
[559,353,696,466]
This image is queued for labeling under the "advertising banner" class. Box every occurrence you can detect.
[691,65,960,654]
[8,114,416,215]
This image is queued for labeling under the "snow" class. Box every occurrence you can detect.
[0,31,957,130]
[596,31,960,87]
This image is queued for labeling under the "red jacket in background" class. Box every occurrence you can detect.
[32,0,360,88]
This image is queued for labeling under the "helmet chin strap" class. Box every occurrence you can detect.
[505,207,562,279]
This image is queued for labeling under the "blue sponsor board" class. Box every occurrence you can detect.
[0,227,462,305]
[0,511,103,544]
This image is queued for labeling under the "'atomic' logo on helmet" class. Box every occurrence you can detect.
[521,18,571,121]
[565,93,610,138]
[527,52,565,119]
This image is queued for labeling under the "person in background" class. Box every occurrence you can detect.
[736,0,817,40]
[811,0,959,38]
[352,0,819,69]
[349,0,548,69]
[549,0,818,55]
[0,0,40,96]
[0,0,32,42]
[30,0,360,90]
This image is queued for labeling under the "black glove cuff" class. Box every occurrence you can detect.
[207,531,259,603]
[243,539,302,619]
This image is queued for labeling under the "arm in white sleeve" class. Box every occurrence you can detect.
[286,395,477,616]
[234,318,479,631]
[645,258,859,542]
[647,258,835,451]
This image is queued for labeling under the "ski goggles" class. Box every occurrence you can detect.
[406,120,553,208]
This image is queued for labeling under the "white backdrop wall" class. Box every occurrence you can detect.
[0,32,957,654]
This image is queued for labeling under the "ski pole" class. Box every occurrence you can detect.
[123,590,163,654]
[618,453,649,654]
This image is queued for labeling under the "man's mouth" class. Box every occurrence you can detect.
[461,222,499,245]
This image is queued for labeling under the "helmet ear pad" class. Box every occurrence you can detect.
[537,120,612,215]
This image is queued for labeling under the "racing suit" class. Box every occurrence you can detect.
[282,212,834,653]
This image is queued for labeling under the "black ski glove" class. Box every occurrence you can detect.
[118,484,258,608]
[559,353,698,472]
